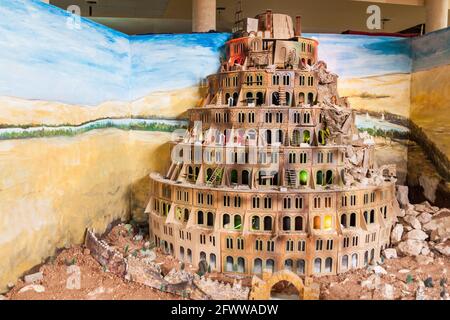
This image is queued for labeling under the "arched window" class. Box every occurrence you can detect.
[326,170,333,185]
[264,216,273,231]
[299,92,305,104]
[341,214,347,228]
[350,213,356,227]
[226,256,234,272]
[252,216,260,231]
[324,215,332,230]
[370,248,375,263]
[180,247,185,260]
[364,211,369,223]
[254,258,262,274]
[206,168,213,181]
[316,171,324,186]
[266,259,275,273]
[283,216,291,231]
[364,251,369,266]
[256,92,264,106]
[295,216,303,231]
[342,255,348,271]
[234,215,242,230]
[307,92,314,104]
[297,260,305,275]
[325,258,332,272]
[303,130,310,144]
[351,254,358,268]
[231,170,238,184]
[232,92,238,106]
[299,170,308,186]
[237,257,245,273]
[184,209,190,222]
[187,249,192,263]
[265,130,272,145]
[242,170,250,186]
[200,251,207,262]
[285,92,291,106]
[223,214,230,228]
[285,259,293,271]
[370,210,375,224]
[210,254,216,269]
[314,258,322,273]
[272,92,280,106]
[313,216,321,230]
[197,211,204,225]
[292,130,301,146]
[207,212,214,227]
[225,93,231,105]
[246,92,254,105]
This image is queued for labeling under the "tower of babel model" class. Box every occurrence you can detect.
[146,10,401,277]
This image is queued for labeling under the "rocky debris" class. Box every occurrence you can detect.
[398,240,425,257]
[391,198,449,261]
[195,277,249,300]
[435,242,450,257]
[164,269,194,284]
[396,186,410,209]
[361,274,381,290]
[368,265,387,275]
[415,255,434,266]
[380,283,394,300]
[406,230,429,241]
[418,212,433,225]
[403,215,421,230]
[87,286,113,299]
[391,224,404,244]
[383,248,398,259]
[18,284,45,294]
[24,272,43,284]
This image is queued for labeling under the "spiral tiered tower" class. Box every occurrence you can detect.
[147,10,400,277]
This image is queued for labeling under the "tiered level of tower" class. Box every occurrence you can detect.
[147,11,400,277]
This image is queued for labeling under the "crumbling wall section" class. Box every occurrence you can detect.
[84,229,127,276]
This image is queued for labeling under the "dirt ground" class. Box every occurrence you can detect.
[317,255,449,300]
[4,224,449,300]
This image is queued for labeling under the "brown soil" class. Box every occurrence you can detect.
[317,255,450,300]
[5,224,448,300]
[5,246,180,300]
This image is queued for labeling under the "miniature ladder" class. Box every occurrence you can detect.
[285,169,297,187]
[279,86,287,106]
[206,167,223,186]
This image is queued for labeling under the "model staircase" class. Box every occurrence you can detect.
[206,167,224,186]
[285,169,297,187]
[279,86,287,106]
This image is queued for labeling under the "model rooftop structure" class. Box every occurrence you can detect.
[146,11,401,278]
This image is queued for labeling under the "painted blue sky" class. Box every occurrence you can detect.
[305,33,412,78]
[411,27,450,72]
[0,0,130,106]
[129,33,229,100]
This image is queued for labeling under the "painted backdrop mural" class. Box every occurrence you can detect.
[0,0,448,292]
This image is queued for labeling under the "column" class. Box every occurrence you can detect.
[426,0,449,33]
[192,0,216,33]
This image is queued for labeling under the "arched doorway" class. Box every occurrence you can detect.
[270,280,300,300]
[249,270,319,300]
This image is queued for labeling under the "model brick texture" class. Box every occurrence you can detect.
[147,11,400,278]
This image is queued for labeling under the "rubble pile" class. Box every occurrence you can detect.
[194,277,250,300]
[389,186,450,259]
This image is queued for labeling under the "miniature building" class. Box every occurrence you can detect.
[146,11,400,278]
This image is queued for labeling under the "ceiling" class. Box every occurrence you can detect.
[49,0,450,35]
